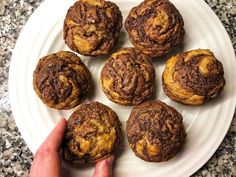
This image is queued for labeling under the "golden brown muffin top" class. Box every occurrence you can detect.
[62,102,122,164]
[33,51,91,109]
[162,49,225,105]
[100,47,155,105]
[126,100,186,162]
[64,0,123,56]
[125,0,184,57]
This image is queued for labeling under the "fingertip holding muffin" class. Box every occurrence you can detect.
[126,100,186,162]
[63,0,123,56]
[62,102,122,164]
[125,0,185,57]
[33,51,92,110]
[100,47,155,106]
[162,49,226,105]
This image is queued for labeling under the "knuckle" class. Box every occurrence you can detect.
[35,146,53,159]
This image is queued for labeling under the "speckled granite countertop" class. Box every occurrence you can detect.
[0,0,235,176]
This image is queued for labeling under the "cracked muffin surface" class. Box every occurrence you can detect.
[64,0,123,56]
[162,49,225,105]
[125,0,184,57]
[126,100,186,162]
[33,51,92,110]
[62,102,122,164]
[100,47,155,106]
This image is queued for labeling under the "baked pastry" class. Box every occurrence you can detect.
[162,49,226,105]
[62,102,122,164]
[63,0,123,56]
[33,51,92,110]
[126,100,186,162]
[100,47,155,105]
[125,0,184,57]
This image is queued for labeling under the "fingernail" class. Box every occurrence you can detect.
[106,155,114,166]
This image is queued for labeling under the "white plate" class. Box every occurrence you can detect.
[9,0,236,177]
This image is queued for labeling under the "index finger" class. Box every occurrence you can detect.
[40,117,67,151]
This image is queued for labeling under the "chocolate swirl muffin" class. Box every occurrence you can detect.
[162,49,226,105]
[63,0,123,56]
[125,0,184,57]
[33,51,92,110]
[62,102,122,164]
[127,100,186,162]
[100,48,155,106]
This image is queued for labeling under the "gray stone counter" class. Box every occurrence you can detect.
[0,0,235,176]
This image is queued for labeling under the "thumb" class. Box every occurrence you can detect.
[93,156,114,177]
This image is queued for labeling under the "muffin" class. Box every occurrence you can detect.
[62,102,122,164]
[125,0,184,57]
[126,100,186,162]
[162,49,226,105]
[33,51,92,110]
[63,0,123,56]
[100,47,155,106]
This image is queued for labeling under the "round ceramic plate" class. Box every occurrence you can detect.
[9,0,236,176]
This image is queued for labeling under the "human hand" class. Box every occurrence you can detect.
[29,117,114,177]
